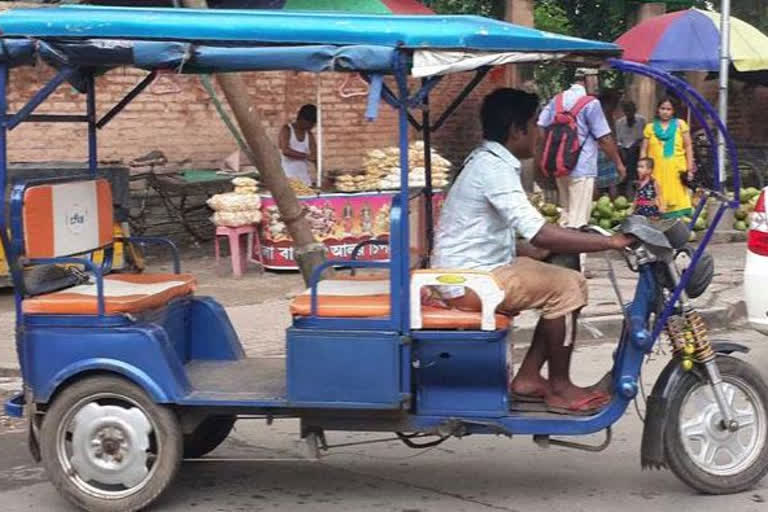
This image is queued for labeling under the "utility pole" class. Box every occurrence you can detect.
[718,0,731,185]
[181,0,327,284]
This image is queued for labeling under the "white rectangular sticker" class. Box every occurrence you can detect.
[52,181,100,257]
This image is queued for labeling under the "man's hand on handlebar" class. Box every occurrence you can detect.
[531,223,635,255]
[609,233,635,251]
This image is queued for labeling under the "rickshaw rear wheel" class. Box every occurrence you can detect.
[39,375,183,512]
[183,415,236,458]
[664,356,768,494]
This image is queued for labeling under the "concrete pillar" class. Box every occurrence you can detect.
[504,0,534,87]
[626,3,666,119]
[505,0,537,192]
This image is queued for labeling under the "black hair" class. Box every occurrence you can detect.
[297,104,317,123]
[621,100,636,110]
[480,88,539,144]
[655,97,677,118]
[638,157,654,169]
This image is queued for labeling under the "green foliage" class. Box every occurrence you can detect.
[423,0,500,18]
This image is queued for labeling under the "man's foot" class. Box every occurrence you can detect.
[545,384,610,415]
[510,375,550,403]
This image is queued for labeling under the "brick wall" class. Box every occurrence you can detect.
[696,80,768,144]
[9,66,498,172]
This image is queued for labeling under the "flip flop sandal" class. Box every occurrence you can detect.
[509,391,547,404]
[587,371,612,394]
[546,393,611,417]
[509,400,549,413]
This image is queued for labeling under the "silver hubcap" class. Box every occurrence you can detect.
[57,395,160,499]
[679,379,766,476]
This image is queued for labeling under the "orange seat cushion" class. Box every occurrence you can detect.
[22,273,197,315]
[290,280,509,330]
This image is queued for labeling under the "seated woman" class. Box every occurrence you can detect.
[431,88,633,415]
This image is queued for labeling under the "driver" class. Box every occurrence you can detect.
[432,88,633,415]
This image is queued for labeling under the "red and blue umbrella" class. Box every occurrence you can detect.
[615,8,768,72]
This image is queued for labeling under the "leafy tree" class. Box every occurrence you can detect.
[423,0,500,17]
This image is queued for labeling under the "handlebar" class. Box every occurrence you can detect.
[580,224,614,237]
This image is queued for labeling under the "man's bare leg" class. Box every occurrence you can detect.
[509,318,549,398]
[544,313,609,409]
[511,313,605,408]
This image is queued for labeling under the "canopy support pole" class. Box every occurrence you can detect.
[86,73,97,177]
[316,78,323,187]
[421,77,434,263]
[717,0,731,185]
[608,60,740,348]
[394,51,411,333]
[0,64,24,328]
[6,67,76,131]
[431,68,489,133]
[97,71,157,129]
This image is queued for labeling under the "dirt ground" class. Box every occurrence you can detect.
[143,241,306,307]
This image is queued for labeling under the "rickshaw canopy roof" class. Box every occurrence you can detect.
[0,5,620,75]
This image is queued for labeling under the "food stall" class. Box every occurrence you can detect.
[255,140,450,269]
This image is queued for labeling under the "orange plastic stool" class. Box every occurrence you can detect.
[214,224,261,277]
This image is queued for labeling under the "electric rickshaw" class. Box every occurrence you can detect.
[1,5,766,511]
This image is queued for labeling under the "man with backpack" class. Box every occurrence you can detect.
[538,68,626,275]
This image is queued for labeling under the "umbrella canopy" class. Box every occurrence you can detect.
[615,8,768,72]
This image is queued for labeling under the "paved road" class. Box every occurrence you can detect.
[1,329,768,511]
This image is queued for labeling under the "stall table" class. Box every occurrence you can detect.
[256,189,444,270]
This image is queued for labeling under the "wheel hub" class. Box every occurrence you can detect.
[680,381,764,476]
[70,403,152,488]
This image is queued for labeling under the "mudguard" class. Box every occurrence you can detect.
[640,342,749,469]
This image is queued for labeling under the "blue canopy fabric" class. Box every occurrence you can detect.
[0,39,396,74]
[0,5,619,52]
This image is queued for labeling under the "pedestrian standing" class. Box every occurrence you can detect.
[615,101,647,199]
[537,68,626,275]
[640,97,696,218]
[632,157,664,218]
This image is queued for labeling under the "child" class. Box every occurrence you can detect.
[633,157,664,218]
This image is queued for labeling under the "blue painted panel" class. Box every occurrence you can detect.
[142,299,189,362]
[413,330,507,417]
[186,297,245,361]
[24,324,190,403]
[287,328,402,408]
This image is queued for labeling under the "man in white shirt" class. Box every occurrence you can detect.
[615,101,647,198]
[433,89,633,415]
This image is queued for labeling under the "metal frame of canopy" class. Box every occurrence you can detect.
[0,5,621,333]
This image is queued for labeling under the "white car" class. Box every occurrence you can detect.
[745,187,768,334]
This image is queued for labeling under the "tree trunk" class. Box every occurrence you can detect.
[181,0,327,285]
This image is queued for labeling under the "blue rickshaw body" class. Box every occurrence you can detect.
[0,6,742,444]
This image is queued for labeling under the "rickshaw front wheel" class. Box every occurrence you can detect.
[664,356,768,494]
[39,375,183,512]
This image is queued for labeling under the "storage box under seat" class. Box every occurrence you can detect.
[287,328,406,408]
[413,330,508,417]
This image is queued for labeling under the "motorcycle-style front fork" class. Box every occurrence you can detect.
[665,262,738,431]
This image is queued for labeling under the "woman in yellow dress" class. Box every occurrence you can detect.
[640,98,696,218]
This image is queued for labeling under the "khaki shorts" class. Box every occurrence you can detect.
[491,257,588,320]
